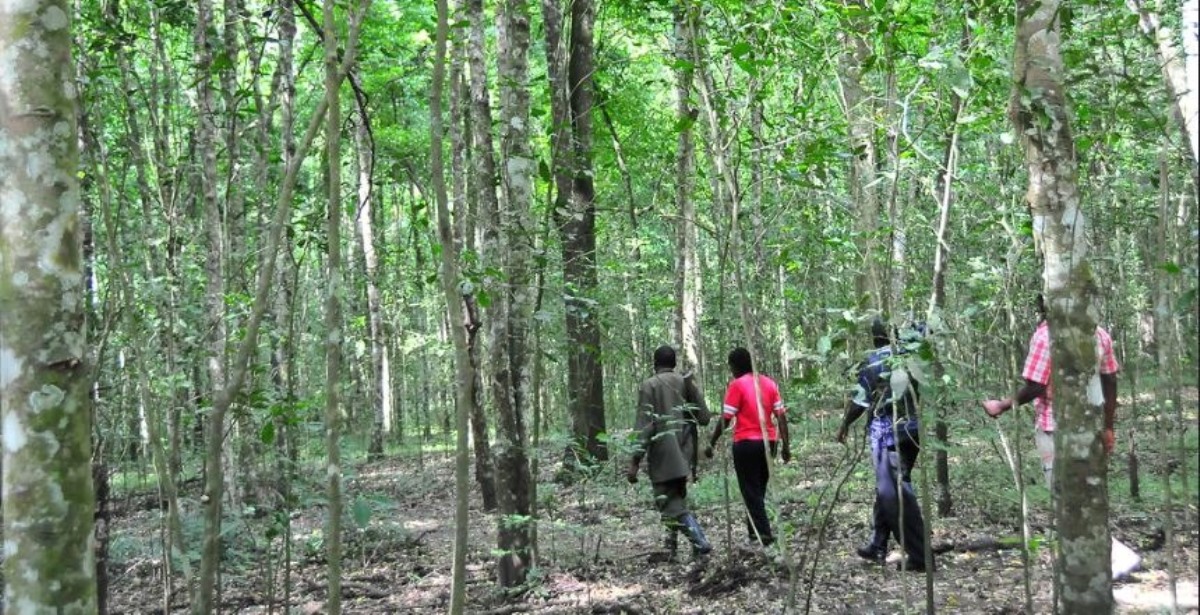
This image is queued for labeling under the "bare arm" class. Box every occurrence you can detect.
[983,379,1048,417]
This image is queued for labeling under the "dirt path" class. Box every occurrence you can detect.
[106,446,1199,614]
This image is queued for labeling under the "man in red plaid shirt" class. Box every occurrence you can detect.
[982,295,1120,483]
[981,295,1141,579]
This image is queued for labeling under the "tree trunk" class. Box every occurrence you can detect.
[432,1,475,608]
[1128,0,1200,166]
[323,0,345,610]
[1011,1,1112,610]
[357,115,391,462]
[552,0,607,467]
[929,23,970,519]
[672,1,702,376]
[495,0,535,587]
[837,1,882,308]
[450,20,498,511]
[0,0,98,609]
[195,0,232,604]
[467,0,506,512]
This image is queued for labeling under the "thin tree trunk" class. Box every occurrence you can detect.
[929,23,970,518]
[323,0,345,609]
[495,0,536,587]
[1011,1,1112,610]
[192,8,366,611]
[673,2,702,375]
[195,0,233,604]
[0,0,98,608]
[358,115,391,461]
[450,20,498,511]
[432,1,474,608]
[467,0,507,509]
[837,0,882,308]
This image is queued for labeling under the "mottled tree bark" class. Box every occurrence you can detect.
[0,0,98,611]
[495,0,535,587]
[1011,1,1112,611]
[673,1,702,375]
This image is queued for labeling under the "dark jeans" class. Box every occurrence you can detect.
[732,439,773,544]
[868,428,927,564]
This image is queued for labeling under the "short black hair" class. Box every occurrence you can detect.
[654,345,677,369]
[728,347,753,377]
[871,317,891,349]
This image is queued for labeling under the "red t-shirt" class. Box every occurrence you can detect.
[722,374,786,442]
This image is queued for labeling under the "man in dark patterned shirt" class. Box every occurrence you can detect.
[836,318,933,572]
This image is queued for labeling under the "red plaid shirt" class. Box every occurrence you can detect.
[1021,321,1120,431]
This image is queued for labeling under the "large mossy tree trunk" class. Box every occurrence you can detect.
[1011,1,1113,611]
[0,0,98,610]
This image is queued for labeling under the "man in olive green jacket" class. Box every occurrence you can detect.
[627,345,713,560]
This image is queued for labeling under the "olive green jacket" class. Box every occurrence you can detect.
[633,368,711,483]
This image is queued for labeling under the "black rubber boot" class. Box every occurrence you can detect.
[679,513,713,556]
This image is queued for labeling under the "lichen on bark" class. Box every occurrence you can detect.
[0,0,98,612]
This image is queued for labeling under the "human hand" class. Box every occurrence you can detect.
[983,399,1007,418]
[1102,428,1115,454]
[704,446,714,459]
[835,426,847,444]
[781,448,792,464]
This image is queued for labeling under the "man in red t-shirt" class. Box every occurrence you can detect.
[705,347,791,547]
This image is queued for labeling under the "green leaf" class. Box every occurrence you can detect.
[730,41,752,59]
[260,421,276,445]
[1157,261,1181,275]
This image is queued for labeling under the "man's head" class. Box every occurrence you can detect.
[654,345,677,369]
[871,317,891,349]
[728,347,753,377]
[1035,293,1048,322]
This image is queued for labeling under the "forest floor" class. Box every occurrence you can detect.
[107,413,1200,614]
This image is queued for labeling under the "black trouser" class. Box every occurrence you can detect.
[732,439,773,544]
[868,429,927,564]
